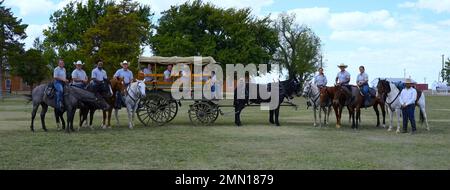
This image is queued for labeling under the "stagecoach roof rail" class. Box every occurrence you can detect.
[138,56,217,65]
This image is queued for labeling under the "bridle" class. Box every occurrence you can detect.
[379,80,400,109]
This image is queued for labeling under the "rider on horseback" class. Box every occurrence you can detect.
[314,67,327,89]
[53,59,68,112]
[114,60,134,109]
[71,60,88,89]
[357,66,370,106]
[335,63,351,105]
[91,60,108,95]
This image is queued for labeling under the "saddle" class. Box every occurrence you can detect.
[45,82,55,98]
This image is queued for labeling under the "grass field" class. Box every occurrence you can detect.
[1,95,449,170]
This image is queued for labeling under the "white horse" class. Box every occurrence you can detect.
[377,80,429,133]
[302,81,331,127]
[114,80,146,129]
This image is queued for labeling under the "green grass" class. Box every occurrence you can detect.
[1,95,450,169]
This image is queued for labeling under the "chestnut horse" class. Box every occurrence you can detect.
[333,85,386,129]
[320,86,352,128]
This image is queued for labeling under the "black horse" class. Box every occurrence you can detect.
[78,80,113,129]
[233,78,301,126]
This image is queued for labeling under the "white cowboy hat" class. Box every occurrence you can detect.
[337,63,348,68]
[120,60,130,66]
[74,60,84,65]
[405,78,414,84]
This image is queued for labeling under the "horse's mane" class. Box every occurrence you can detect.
[68,86,98,102]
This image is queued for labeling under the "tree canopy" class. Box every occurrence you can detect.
[43,0,153,75]
[151,0,278,67]
[273,13,322,83]
[0,0,27,97]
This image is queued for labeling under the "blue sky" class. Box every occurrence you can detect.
[4,0,450,85]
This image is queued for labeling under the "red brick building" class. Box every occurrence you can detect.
[1,75,32,92]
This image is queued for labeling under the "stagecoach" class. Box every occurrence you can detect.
[135,56,222,126]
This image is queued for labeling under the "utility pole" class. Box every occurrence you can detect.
[403,68,406,79]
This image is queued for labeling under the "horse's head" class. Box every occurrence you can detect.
[111,77,125,93]
[135,80,147,98]
[290,78,302,97]
[302,81,313,97]
[94,94,111,111]
[332,85,348,106]
[376,79,391,100]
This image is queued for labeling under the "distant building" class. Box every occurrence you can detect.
[1,75,32,93]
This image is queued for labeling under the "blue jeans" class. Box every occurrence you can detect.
[361,84,370,103]
[402,104,416,132]
[54,81,64,110]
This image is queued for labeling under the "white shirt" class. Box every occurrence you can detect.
[114,68,134,84]
[71,69,87,85]
[399,87,417,106]
[336,71,350,84]
[143,67,153,82]
[92,67,107,81]
[314,74,327,86]
[164,70,172,81]
[356,72,369,85]
[53,67,66,80]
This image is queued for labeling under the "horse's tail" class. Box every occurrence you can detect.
[419,109,425,124]
[23,94,32,103]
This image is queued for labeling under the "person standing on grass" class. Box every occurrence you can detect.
[400,78,417,135]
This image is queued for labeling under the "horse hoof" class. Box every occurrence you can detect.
[336,124,341,129]
[396,130,400,133]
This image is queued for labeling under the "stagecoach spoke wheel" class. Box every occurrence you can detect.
[188,101,219,126]
[136,93,178,126]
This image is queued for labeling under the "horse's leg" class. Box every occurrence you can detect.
[313,106,317,127]
[373,104,380,127]
[396,109,401,133]
[381,103,386,128]
[269,110,274,124]
[65,109,72,133]
[89,108,95,129]
[274,107,280,126]
[102,110,106,128]
[78,108,85,131]
[318,106,322,127]
[127,105,133,129]
[40,104,48,132]
[326,106,331,125]
[30,103,39,132]
[388,108,394,131]
[420,105,430,131]
[334,105,341,128]
[107,109,112,128]
[234,105,242,126]
[114,108,120,127]
[54,109,62,130]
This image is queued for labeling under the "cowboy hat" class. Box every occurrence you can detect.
[120,60,130,66]
[337,63,348,68]
[405,78,414,84]
[74,60,84,65]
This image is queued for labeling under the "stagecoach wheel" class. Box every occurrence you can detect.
[137,93,178,126]
[188,101,219,126]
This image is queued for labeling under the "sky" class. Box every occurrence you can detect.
[4,0,450,85]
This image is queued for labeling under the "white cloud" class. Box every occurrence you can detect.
[4,0,55,16]
[329,10,397,30]
[286,7,331,26]
[24,24,50,49]
[399,0,450,13]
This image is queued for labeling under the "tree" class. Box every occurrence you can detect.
[0,0,28,98]
[81,0,153,75]
[11,48,50,89]
[444,58,450,85]
[43,0,114,72]
[151,0,278,67]
[44,0,152,75]
[273,13,322,84]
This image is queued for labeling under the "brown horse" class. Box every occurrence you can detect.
[333,85,386,129]
[79,77,125,129]
[320,86,352,128]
